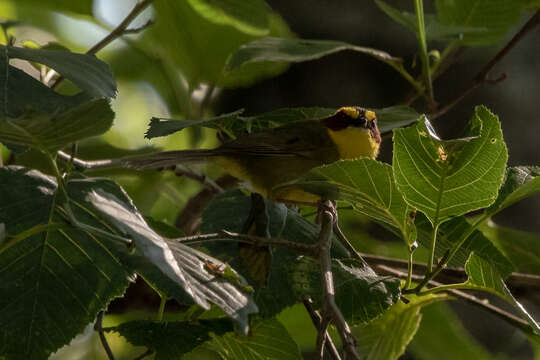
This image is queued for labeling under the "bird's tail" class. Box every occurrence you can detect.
[119,149,221,170]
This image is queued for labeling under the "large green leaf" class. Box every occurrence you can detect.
[355,294,446,360]
[0,47,88,120]
[478,221,540,274]
[187,0,270,36]
[463,253,539,333]
[186,318,302,360]
[0,99,114,152]
[393,106,508,225]
[0,167,257,360]
[67,178,258,334]
[145,105,418,140]
[226,37,401,70]
[149,0,291,87]
[409,302,496,360]
[109,319,233,360]
[4,45,116,99]
[375,0,487,41]
[435,0,528,46]
[487,166,540,217]
[416,214,515,278]
[284,159,417,246]
[0,167,132,360]
[290,257,401,324]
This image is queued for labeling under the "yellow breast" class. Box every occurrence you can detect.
[326,127,380,159]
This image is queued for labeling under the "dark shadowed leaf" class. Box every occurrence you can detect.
[478,221,540,274]
[145,105,416,140]
[290,257,401,324]
[416,214,515,278]
[14,0,93,15]
[435,0,528,46]
[109,318,233,360]
[0,167,132,360]
[376,0,487,41]
[0,99,114,152]
[5,45,116,98]
[487,166,540,217]
[393,106,508,225]
[226,37,402,70]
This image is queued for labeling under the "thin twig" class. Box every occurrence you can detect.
[176,230,318,255]
[317,201,360,360]
[95,311,115,360]
[303,299,342,360]
[377,265,535,334]
[430,10,540,119]
[49,0,155,88]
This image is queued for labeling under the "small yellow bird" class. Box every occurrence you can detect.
[120,106,381,203]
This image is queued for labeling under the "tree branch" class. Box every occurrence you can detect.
[95,311,115,360]
[317,201,359,360]
[303,299,342,360]
[377,265,535,334]
[48,0,155,88]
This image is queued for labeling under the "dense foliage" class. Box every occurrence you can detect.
[1,1,539,359]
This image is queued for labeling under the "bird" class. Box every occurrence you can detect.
[117,106,381,204]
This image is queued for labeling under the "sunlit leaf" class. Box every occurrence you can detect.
[284,159,417,246]
[355,294,447,360]
[464,253,540,333]
[186,318,302,360]
[393,106,508,225]
[187,0,270,36]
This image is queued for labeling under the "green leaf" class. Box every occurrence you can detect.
[393,106,508,225]
[290,257,401,324]
[145,105,417,140]
[0,47,88,120]
[436,0,528,46]
[187,0,270,36]
[375,0,487,41]
[0,99,114,152]
[355,294,447,360]
[226,37,401,71]
[67,178,258,334]
[13,0,93,15]
[409,302,496,360]
[4,45,117,98]
[110,319,233,360]
[416,214,515,278]
[487,166,540,217]
[376,105,420,134]
[149,0,291,87]
[283,159,417,246]
[464,253,540,333]
[0,167,257,360]
[188,318,302,360]
[200,190,351,318]
[478,221,540,275]
[0,167,132,360]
